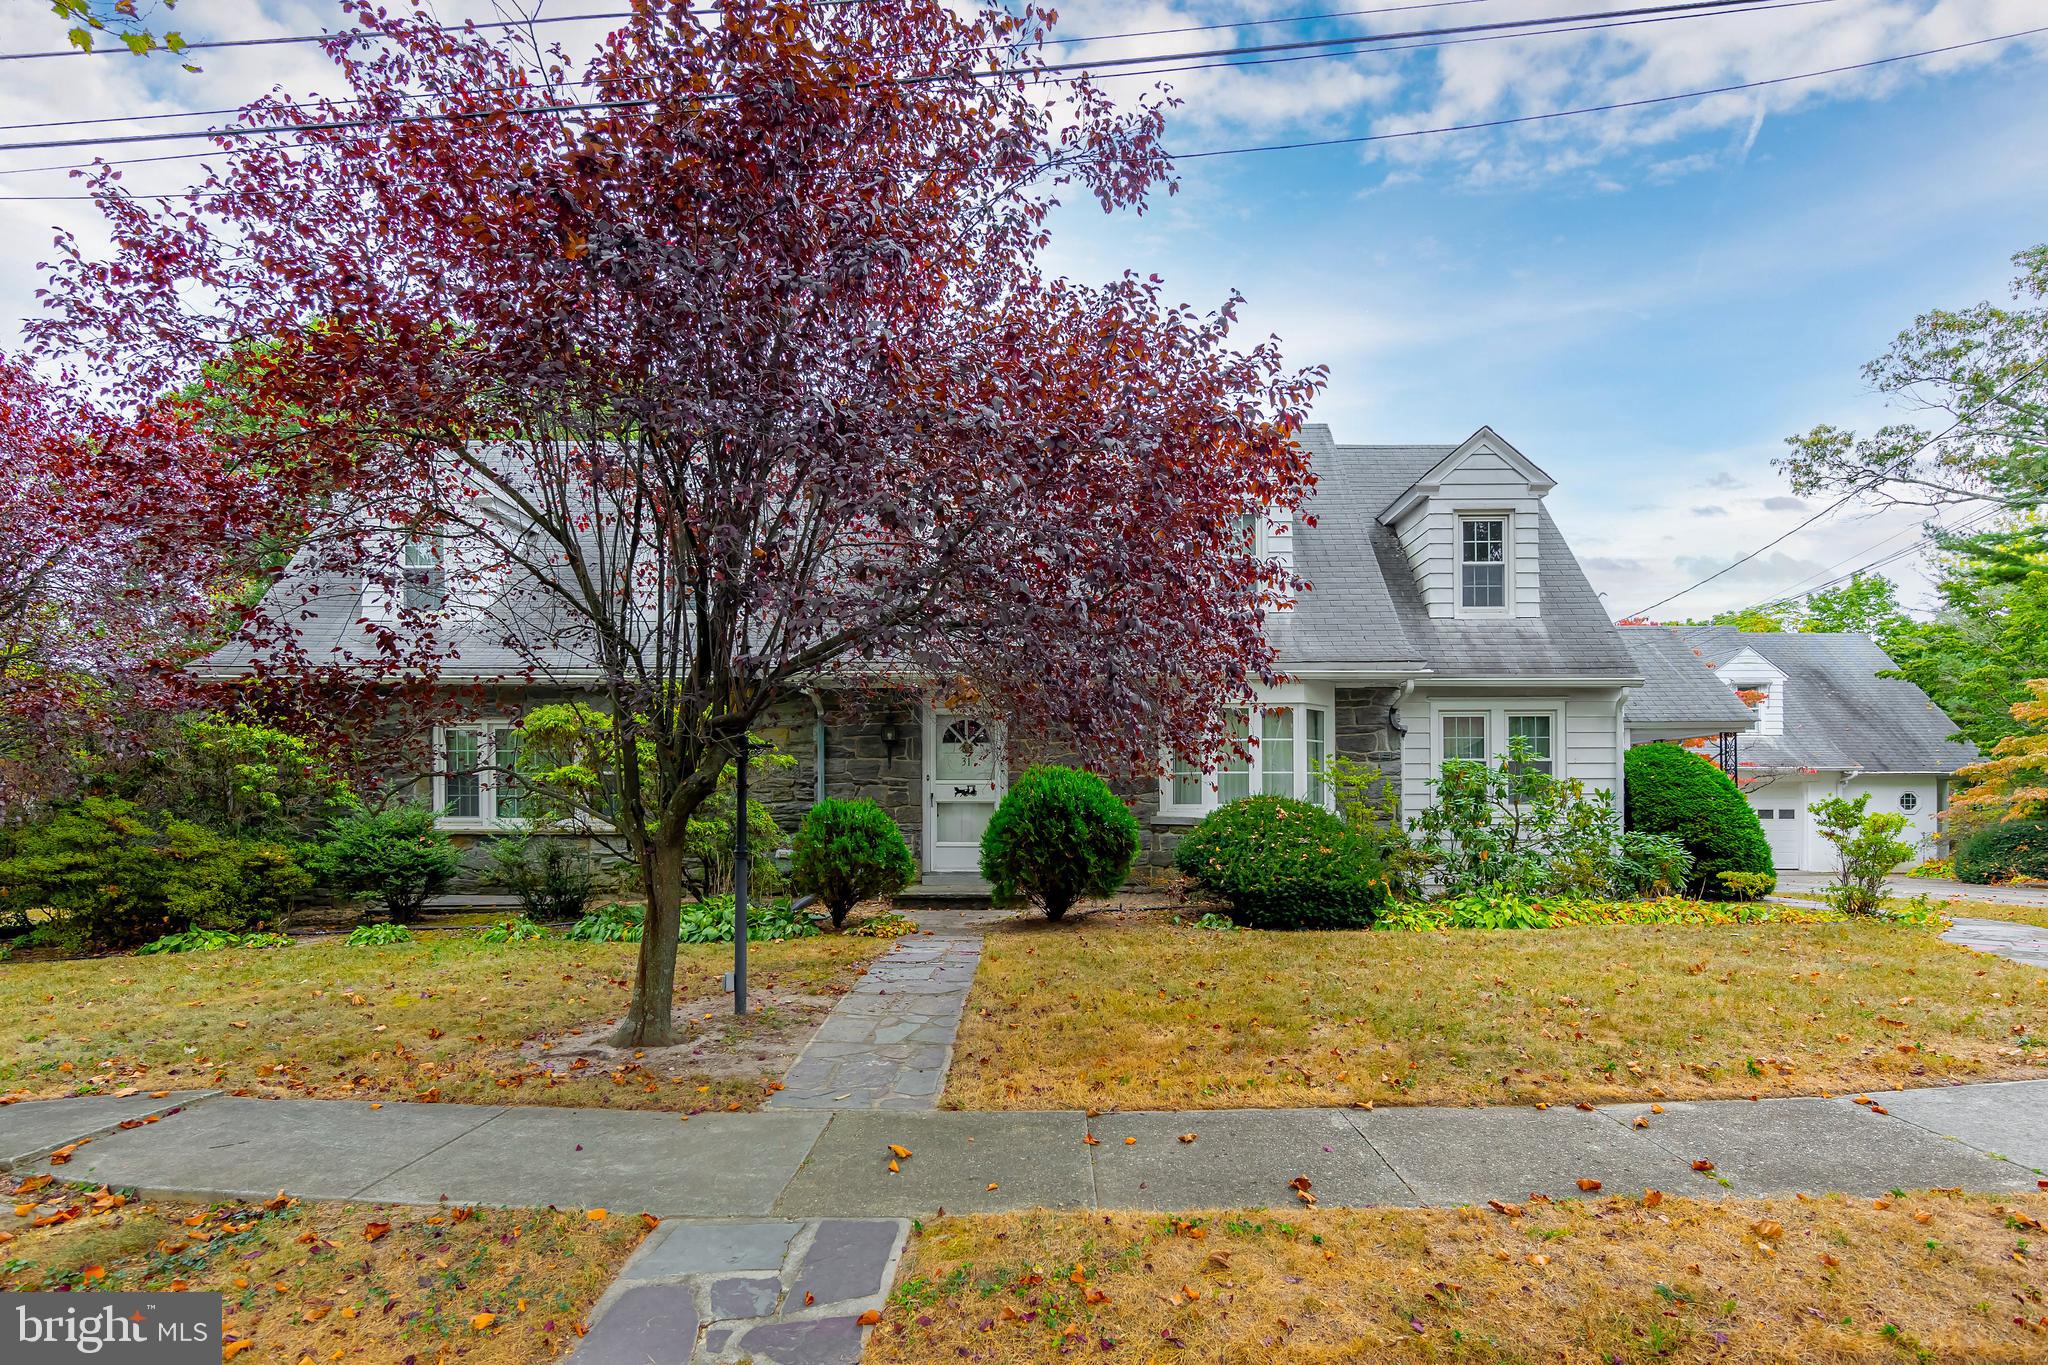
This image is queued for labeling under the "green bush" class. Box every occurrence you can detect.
[0,797,310,952]
[1715,870,1774,902]
[677,894,820,943]
[978,766,1140,921]
[1622,745,1775,899]
[487,835,598,920]
[345,922,415,947]
[1955,820,2048,884]
[138,928,294,954]
[1172,796,1388,929]
[475,917,548,944]
[1810,793,1916,915]
[135,714,359,840]
[565,902,644,942]
[307,805,462,922]
[789,799,917,928]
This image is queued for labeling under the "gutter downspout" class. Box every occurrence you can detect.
[1612,691,1630,812]
[804,686,827,805]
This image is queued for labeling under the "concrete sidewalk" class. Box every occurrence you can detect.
[7,1080,2046,1219]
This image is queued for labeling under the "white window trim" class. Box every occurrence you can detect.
[433,721,528,831]
[1455,511,1512,619]
[1431,700,1561,775]
[1159,690,1336,818]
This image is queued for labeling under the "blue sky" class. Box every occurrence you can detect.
[3,0,2045,619]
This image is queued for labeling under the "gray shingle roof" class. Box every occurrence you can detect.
[1270,425,1641,680]
[1619,627,1758,729]
[1675,627,1979,774]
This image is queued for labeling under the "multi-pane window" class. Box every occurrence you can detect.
[1216,711,1252,804]
[1442,714,1487,763]
[437,723,527,824]
[1261,709,1296,797]
[1506,714,1554,776]
[1305,709,1327,804]
[1164,706,1331,814]
[401,540,445,612]
[1459,517,1506,610]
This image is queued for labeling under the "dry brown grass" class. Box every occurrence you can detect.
[946,918,2048,1111]
[2,1169,644,1362]
[0,934,883,1110]
[1918,895,2048,930]
[871,1191,2048,1363]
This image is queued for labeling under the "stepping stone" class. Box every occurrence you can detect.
[569,1284,699,1363]
[622,1220,803,1278]
[736,1314,868,1365]
[786,1220,904,1306]
[708,1274,783,1320]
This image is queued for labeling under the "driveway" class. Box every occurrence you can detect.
[1774,870,2048,909]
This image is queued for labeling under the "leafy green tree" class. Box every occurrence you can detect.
[513,703,789,901]
[1883,540,2048,752]
[1797,574,1912,646]
[46,0,199,66]
[135,714,358,840]
[1809,793,1915,915]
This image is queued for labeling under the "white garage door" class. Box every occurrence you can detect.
[1749,791,1804,869]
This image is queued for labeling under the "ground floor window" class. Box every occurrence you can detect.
[1435,705,1561,776]
[436,722,526,825]
[1164,705,1333,816]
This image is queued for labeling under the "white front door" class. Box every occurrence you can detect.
[923,709,1005,875]
[1749,787,1805,869]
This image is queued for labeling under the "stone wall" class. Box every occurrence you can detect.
[1335,684,1407,818]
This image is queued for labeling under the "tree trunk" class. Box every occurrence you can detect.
[612,836,687,1046]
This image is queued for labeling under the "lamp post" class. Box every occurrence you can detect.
[732,736,765,1016]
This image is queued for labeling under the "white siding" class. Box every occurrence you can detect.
[1398,687,1628,813]
[1845,774,1942,862]
[1393,447,1545,620]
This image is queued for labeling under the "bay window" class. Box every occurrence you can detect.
[435,722,527,826]
[1162,703,1333,816]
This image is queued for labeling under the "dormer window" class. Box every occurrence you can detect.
[1459,517,1506,612]
[1237,505,1297,613]
[400,539,445,612]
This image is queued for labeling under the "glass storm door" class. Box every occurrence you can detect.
[924,710,1005,875]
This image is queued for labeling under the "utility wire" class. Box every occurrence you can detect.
[1175,23,2048,158]
[0,0,1842,180]
[0,0,1804,154]
[3,16,2035,201]
[1631,353,2048,618]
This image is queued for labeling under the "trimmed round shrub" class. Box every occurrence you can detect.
[307,804,461,922]
[1956,820,2048,884]
[1622,744,1775,899]
[790,798,917,928]
[979,766,1141,921]
[1171,796,1388,929]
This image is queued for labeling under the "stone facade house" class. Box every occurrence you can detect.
[200,425,1835,885]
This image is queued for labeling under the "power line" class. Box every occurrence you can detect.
[0,0,1510,135]
[2,15,2034,202]
[1740,503,2006,616]
[0,9,632,62]
[1631,352,2048,618]
[0,0,1805,154]
[0,0,1843,181]
[1175,23,2048,159]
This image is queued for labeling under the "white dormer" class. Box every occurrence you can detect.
[1715,646,1787,736]
[1238,504,1297,613]
[1378,427,1554,621]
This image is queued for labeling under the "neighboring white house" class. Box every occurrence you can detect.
[1622,628,1977,870]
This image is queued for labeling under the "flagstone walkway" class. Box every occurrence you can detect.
[1943,915,2048,969]
[763,934,982,1112]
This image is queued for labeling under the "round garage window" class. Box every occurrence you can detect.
[1899,792,1919,812]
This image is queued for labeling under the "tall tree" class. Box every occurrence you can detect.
[0,356,271,812]
[33,0,1324,1045]
[1797,573,1911,646]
